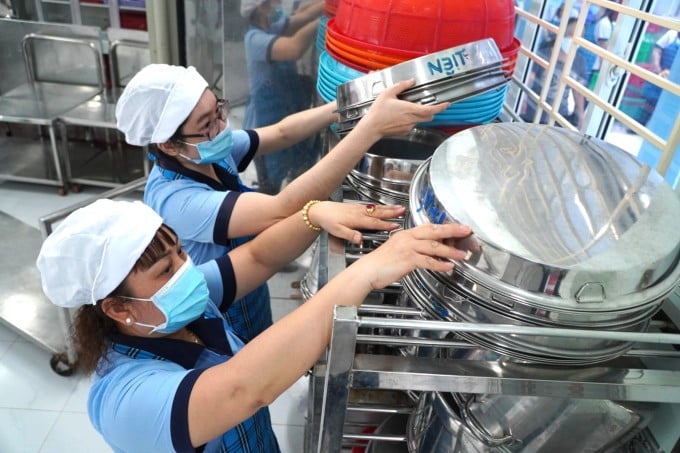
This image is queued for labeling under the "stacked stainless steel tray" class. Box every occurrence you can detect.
[334,38,507,135]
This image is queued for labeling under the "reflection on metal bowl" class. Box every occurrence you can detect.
[346,128,448,204]
[407,392,492,453]
[404,123,680,364]
[364,413,410,453]
[453,392,651,452]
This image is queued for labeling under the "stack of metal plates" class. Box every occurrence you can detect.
[335,38,506,134]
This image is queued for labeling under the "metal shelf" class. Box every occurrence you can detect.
[305,234,680,453]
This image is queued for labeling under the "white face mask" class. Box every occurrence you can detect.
[561,38,572,54]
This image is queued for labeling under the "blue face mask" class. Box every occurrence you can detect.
[179,121,234,165]
[124,257,209,334]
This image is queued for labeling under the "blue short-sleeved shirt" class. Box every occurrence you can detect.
[243,20,319,194]
[144,129,273,342]
[88,300,280,453]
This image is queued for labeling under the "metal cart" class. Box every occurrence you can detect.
[304,232,680,453]
[0,178,147,376]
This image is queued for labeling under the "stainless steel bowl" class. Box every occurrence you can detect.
[400,269,650,364]
[333,38,506,134]
[336,68,509,129]
[407,392,497,453]
[454,392,646,451]
[410,123,680,314]
[347,128,448,202]
[408,391,645,453]
[403,123,680,363]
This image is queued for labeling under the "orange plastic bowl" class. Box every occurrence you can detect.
[334,0,516,54]
[326,28,407,66]
[325,39,387,71]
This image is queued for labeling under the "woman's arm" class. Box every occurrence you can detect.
[285,0,325,34]
[253,101,338,156]
[228,202,404,299]
[228,80,450,238]
[269,18,319,61]
[187,222,472,446]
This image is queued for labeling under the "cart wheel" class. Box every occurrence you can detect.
[71,184,82,193]
[50,353,76,377]
[58,186,67,196]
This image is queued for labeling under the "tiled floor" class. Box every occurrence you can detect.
[0,179,311,453]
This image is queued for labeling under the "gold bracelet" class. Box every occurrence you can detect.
[302,200,322,232]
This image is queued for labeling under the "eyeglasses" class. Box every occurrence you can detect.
[175,97,229,142]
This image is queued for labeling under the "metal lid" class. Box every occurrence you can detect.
[420,123,680,311]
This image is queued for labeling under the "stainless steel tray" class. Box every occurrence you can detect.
[335,38,503,113]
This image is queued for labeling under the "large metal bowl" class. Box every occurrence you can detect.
[453,392,647,451]
[408,391,645,453]
[404,123,680,363]
[401,269,652,364]
[410,123,680,314]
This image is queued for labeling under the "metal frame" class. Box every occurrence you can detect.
[311,305,680,453]
[57,35,151,189]
[513,0,680,178]
[307,234,680,453]
[0,32,105,192]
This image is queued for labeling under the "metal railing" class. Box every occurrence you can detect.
[512,0,680,179]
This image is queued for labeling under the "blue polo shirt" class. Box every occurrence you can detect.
[144,129,273,342]
[88,299,280,453]
[243,17,319,195]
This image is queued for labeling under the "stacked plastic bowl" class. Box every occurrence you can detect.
[317,0,520,132]
[316,15,329,53]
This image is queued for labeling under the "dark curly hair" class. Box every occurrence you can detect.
[72,225,178,375]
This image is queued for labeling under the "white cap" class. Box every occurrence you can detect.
[241,0,267,18]
[36,199,163,308]
[115,64,208,146]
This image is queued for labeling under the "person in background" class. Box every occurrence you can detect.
[588,4,615,89]
[36,198,472,452]
[641,28,679,125]
[115,64,449,343]
[522,17,587,128]
[241,0,325,194]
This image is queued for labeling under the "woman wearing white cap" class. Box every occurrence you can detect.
[115,64,448,344]
[36,198,471,452]
[240,0,325,194]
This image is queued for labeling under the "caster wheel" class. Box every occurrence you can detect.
[58,186,67,196]
[50,353,76,377]
[71,184,82,193]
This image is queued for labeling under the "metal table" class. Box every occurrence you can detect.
[0,83,100,191]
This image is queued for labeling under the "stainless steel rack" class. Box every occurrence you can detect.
[304,232,680,453]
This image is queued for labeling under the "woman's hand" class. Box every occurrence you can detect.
[354,79,451,139]
[350,222,473,291]
[307,201,404,244]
